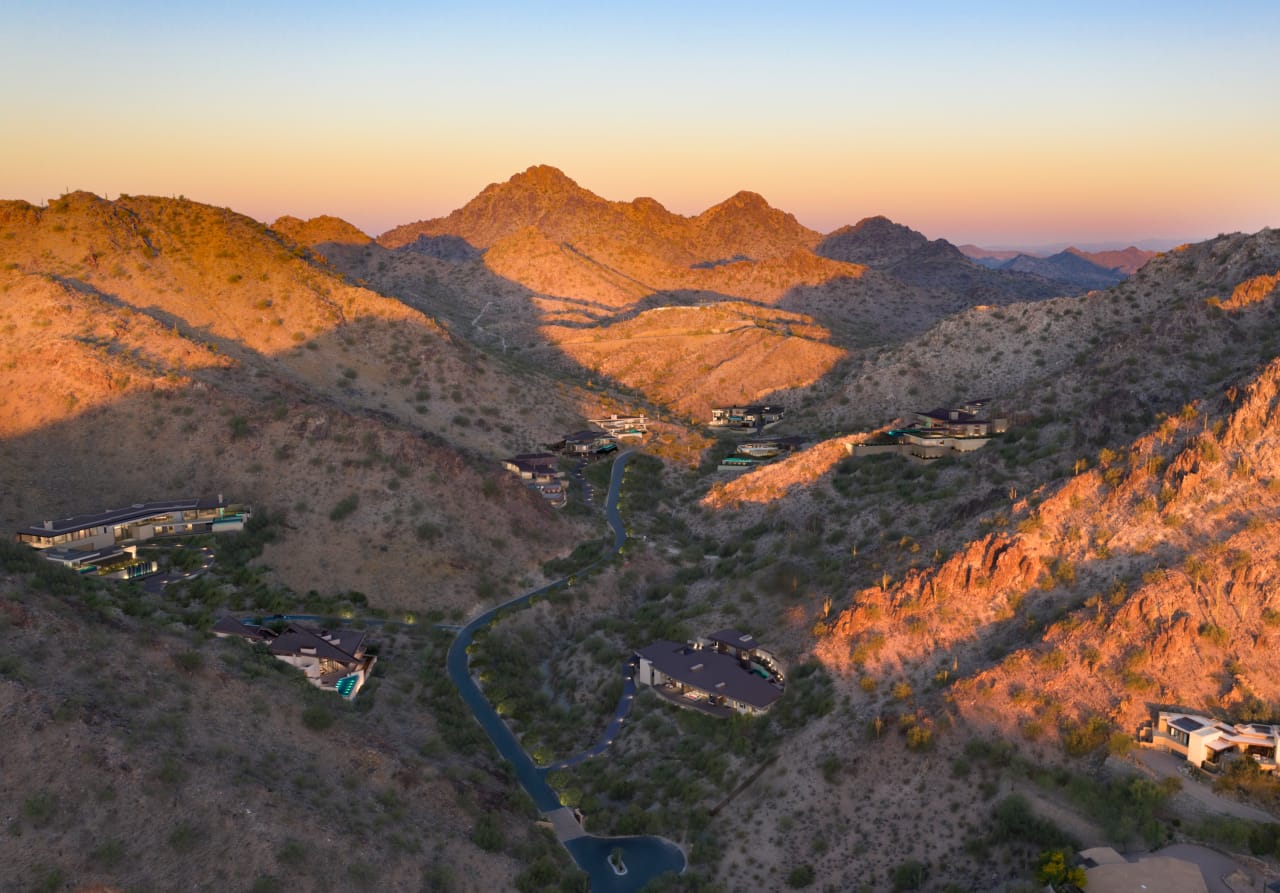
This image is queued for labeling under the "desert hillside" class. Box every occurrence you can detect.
[4,177,1279,892]
[0,192,599,613]
[321,166,1108,423]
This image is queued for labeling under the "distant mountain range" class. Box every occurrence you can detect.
[284,165,1177,417]
[962,241,1162,276]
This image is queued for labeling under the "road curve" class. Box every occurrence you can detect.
[446,450,686,891]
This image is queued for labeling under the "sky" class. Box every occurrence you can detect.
[3,1,1278,247]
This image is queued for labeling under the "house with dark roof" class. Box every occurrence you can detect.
[911,399,1008,439]
[636,630,783,716]
[554,431,618,456]
[848,399,1010,461]
[501,453,568,508]
[16,497,251,557]
[503,453,560,481]
[213,618,376,700]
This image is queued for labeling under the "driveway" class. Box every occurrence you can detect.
[1153,843,1264,893]
[1136,748,1277,823]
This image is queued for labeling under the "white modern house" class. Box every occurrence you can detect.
[1150,710,1279,771]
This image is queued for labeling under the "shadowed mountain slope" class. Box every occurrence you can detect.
[1001,249,1126,291]
[817,216,1064,299]
[0,192,595,612]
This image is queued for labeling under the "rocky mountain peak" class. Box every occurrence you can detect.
[816,215,931,267]
[507,163,582,193]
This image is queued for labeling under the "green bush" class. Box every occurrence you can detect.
[473,814,504,852]
[329,494,359,521]
[785,864,816,888]
[301,705,334,731]
[22,791,57,827]
[1063,715,1111,756]
[891,859,928,891]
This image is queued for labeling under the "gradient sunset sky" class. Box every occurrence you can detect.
[4,1,1278,246]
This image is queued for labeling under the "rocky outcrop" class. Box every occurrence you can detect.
[1225,270,1280,309]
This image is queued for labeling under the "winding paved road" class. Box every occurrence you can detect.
[446,451,686,891]
[541,657,639,772]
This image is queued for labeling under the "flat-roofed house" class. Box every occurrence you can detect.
[558,431,618,456]
[16,497,251,555]
[636,635,783,716]
[1153,711,1279,771]
[502,453,560,481]
[710,405,786,429]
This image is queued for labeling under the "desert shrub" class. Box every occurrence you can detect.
[891,859,928,891]
[1062,715,1111,756]
[1198,622,1229,647]
[301,705,334,731]
[90,839,126,868]
[786,864,815,888]
[990,794,1075,849]
[473,814,504,852]
[168,822,201,853]
[23,791,57,826]
[1035,849,1086,886]
[276,839,307,866]
[329,493,359,521]
[29,866,65,893]
[1109,732,1134,756]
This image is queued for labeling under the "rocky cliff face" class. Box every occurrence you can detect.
[816,349,1280,737]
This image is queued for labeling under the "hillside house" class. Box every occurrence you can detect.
[636,629,783,716]
[736,435,808,459]
[588,414,649,437]
[213,617,376,700]
[16,496,250,575]
[710,405,785,430]
[912,399,1008,438]
[554,430,618,456]
[1148,711,1279,771]
[849,399,1009,460]
[503,453,560,481]
[502,453,568,508]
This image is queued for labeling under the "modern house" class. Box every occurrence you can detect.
[849,399,1008,460]
[503,453,560,481]
[213,617,377,700]
[912,399,1008,438]
[636,629,784,716]
[554,430,619,457]
[710,405,785,430]
[15,497,251,575]
[588,414,649,437]
[502,453,569,508]
[736,435,808,459]
[1147,710,1279,771]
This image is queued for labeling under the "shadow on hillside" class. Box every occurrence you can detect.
[318,238,879,425]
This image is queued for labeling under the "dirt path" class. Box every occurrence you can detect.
[1010,778,1110,848]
